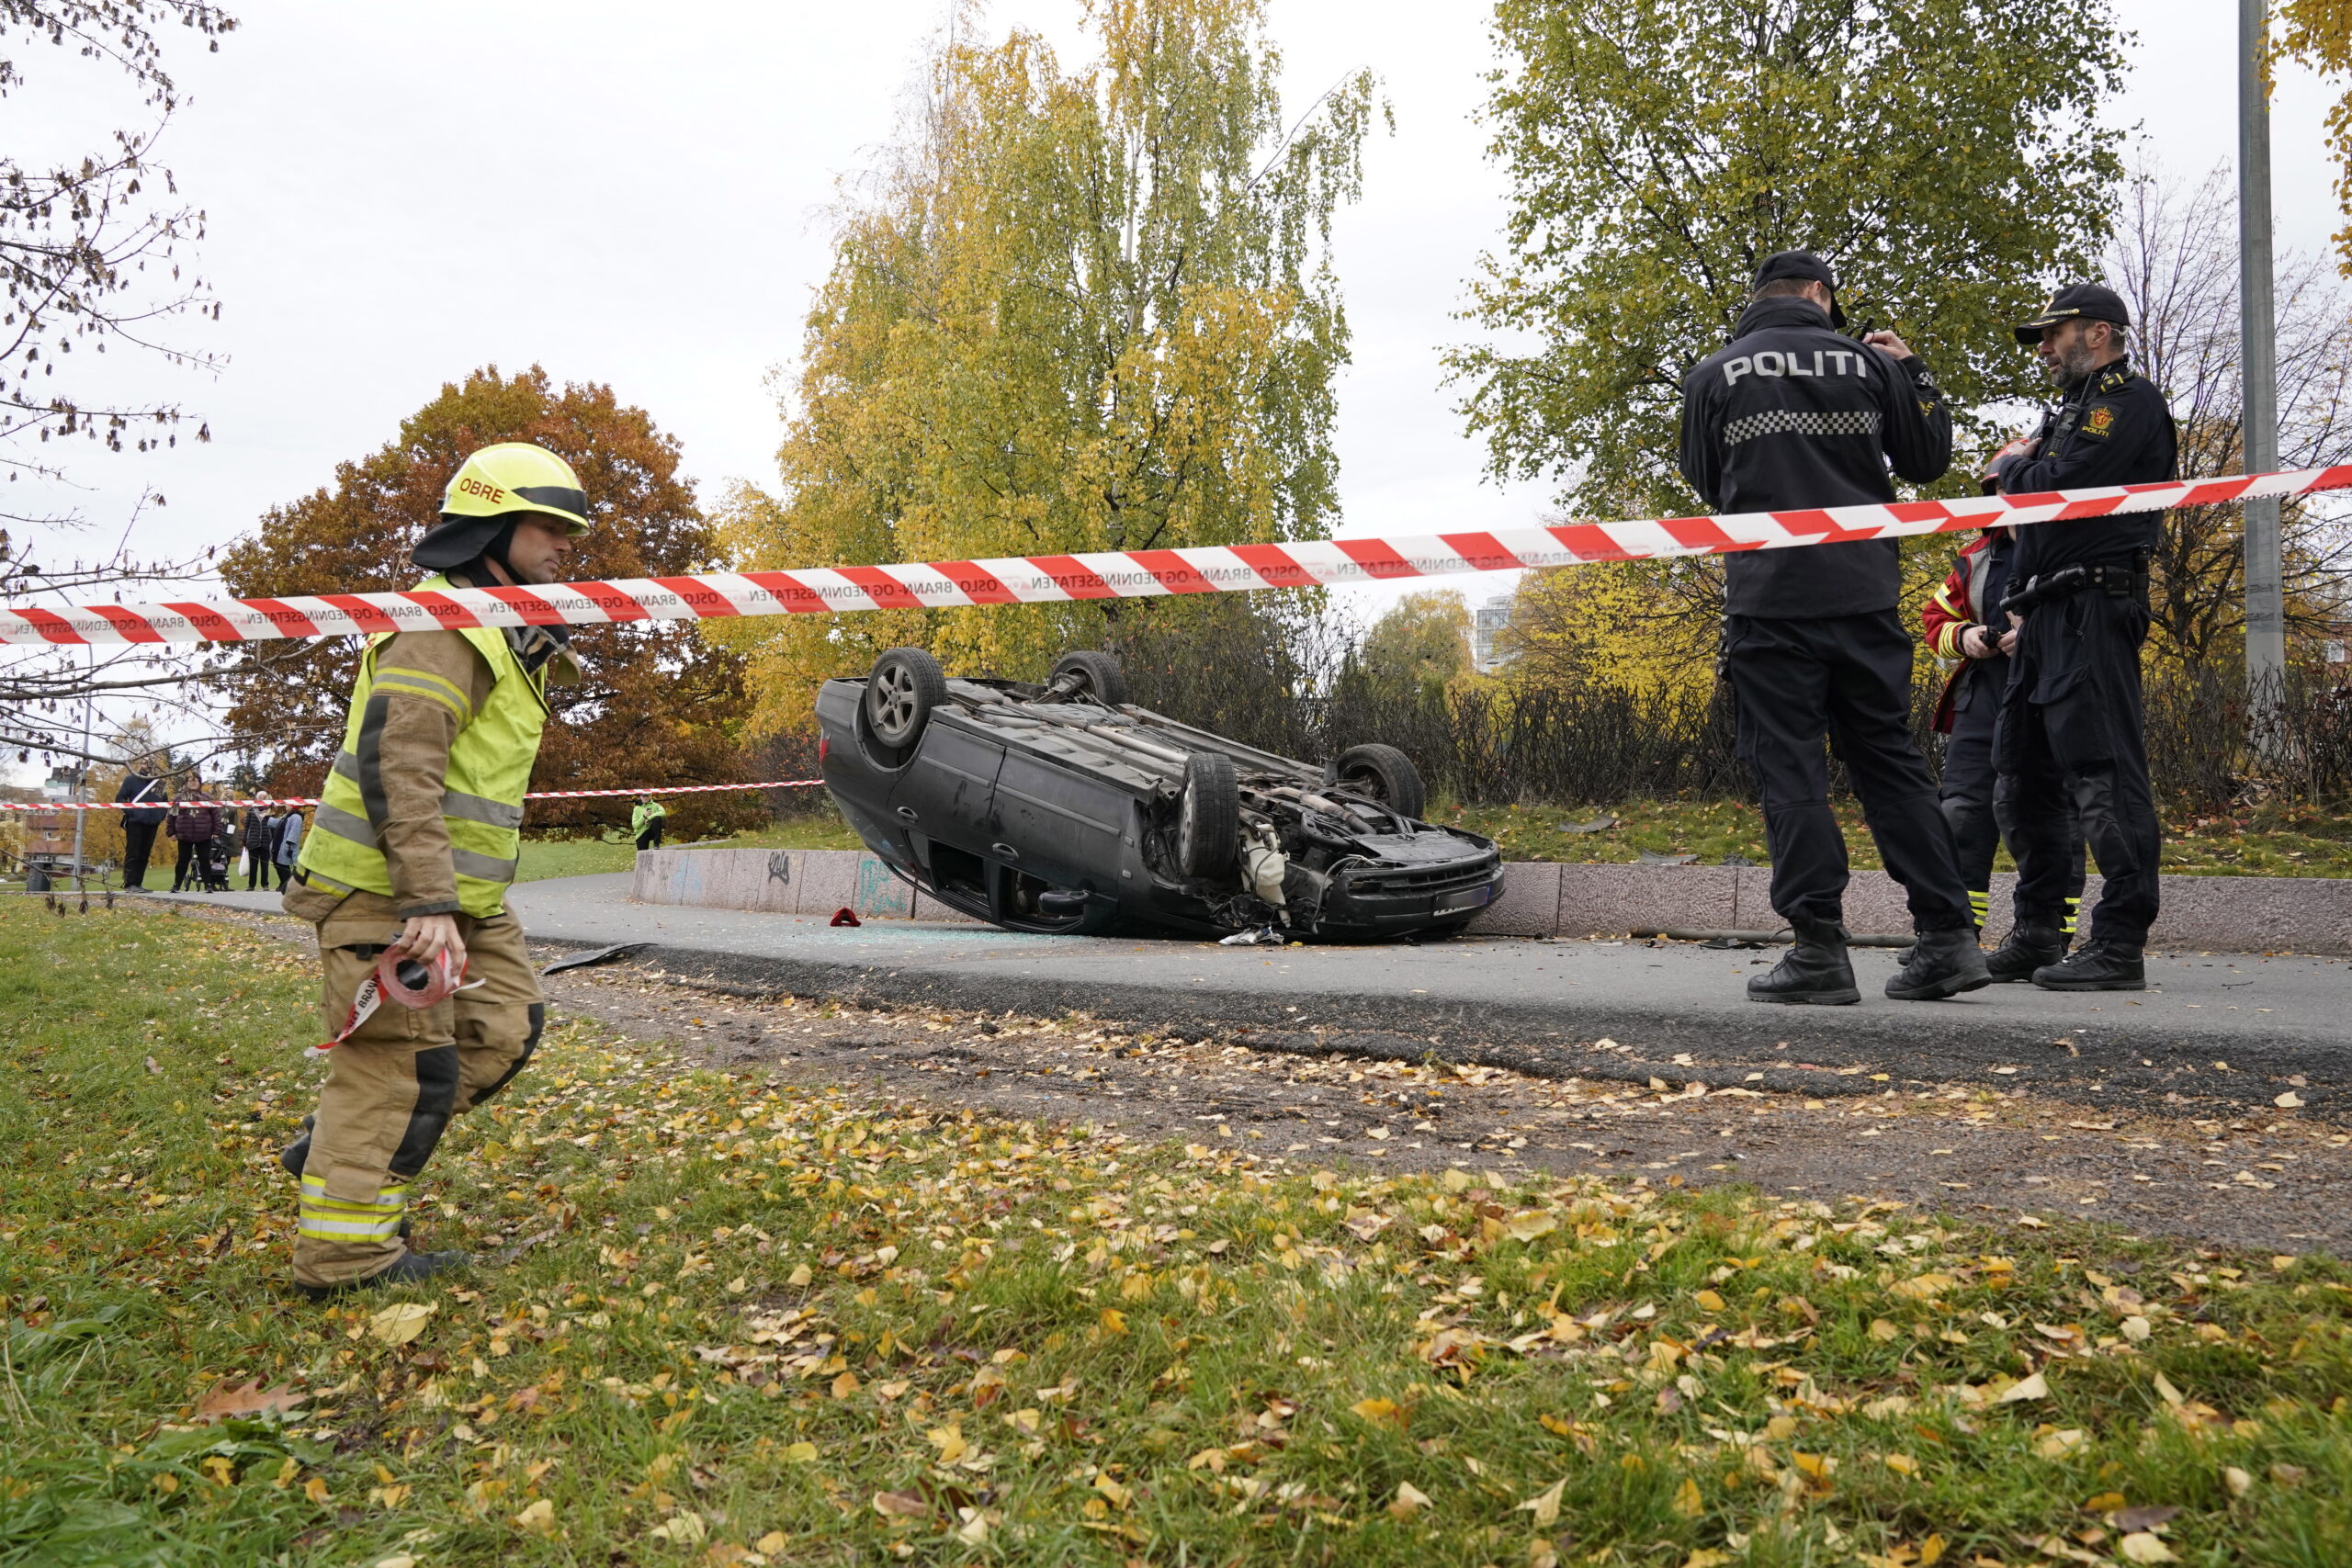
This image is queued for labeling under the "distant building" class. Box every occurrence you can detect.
[1472,592,1516,674]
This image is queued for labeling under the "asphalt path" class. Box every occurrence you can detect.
[141,875,2346,1117]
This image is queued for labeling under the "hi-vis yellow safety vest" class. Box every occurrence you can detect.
[295,576,550,917]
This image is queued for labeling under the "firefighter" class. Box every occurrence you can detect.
[1919,527,2086,974]
[1680,251,1985,1004]
[280,443,588,1298]
[1988,284,2177,990]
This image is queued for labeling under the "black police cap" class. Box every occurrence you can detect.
[2013,283,2130,344]
[1752,251,1845,327]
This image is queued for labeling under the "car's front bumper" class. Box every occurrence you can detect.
[1318,857,1505,933]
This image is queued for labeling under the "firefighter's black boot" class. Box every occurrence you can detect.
[1885,927,1992,1000]
[1747,921,1860,1006]
[1984,924,2066,983]
[280,1115,313,1179]
[293,1249,469,1303]
[2032,941,2145,992]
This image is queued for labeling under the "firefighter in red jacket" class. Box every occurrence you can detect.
[1920,527,2084,976]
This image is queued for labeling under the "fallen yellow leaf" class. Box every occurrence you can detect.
[831,1371,860,1400]
[872,1490,928,1518]
[302,1476,329,1505]
[756,1531,788,1552]
[1884,1453,1919,1476]
[368,1302,435,1347]
[1693,1289,1725,1314]
[783,1441,819,1464]
[2223,1466,2253,1498]
[2274,1091,2303,1109]
[513,1498,556,1535]
[1516,1477,1566,1527]
[646,1509,704,1543]
[1917,1536,1946,1567]
[2034,1427,2086,1459]
[2118,1533,2178,1564]
[1506,1211,1557,1241]
[1389,1481,1432,1518]
[1672,1476,1703,1517]
[1093,1473,1131,1509]
[1998,1371,2049,1404]
[1099,1308,1129,1337]
[1869,1318,1901,1342]
[1351,1397,1405,1428]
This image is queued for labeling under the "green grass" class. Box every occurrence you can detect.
[6,901,2349,1566]
[1439,797,2352,880]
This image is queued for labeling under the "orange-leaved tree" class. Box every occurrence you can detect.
[216,366,764,839]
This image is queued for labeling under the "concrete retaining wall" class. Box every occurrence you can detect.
[631,847,2352,955]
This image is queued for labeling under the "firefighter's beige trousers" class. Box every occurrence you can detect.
[288,887,544,1289]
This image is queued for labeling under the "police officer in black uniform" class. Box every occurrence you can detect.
[1985,283,2177,990]
[1680,252,1987,1004]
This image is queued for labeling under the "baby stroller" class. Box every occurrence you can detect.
[201,837,233,893]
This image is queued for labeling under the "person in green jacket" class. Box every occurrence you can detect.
[631,795,668,852]
[281,443,587,1299]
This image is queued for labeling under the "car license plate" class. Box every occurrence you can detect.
[1433,885,1493,914]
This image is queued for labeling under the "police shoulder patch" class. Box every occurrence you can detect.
[2080,403,2119,439]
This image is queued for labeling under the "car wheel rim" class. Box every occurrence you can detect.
[872,668,912,739]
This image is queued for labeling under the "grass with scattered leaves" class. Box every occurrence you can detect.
[1437,799,2352,881]
[4,900,2350,1566]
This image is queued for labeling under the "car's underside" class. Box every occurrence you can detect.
[817,649,1503,941]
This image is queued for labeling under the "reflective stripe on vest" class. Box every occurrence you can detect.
[295,575,550,917]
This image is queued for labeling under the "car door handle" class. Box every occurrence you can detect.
[896,807,919,820]
[991,843,1019,861]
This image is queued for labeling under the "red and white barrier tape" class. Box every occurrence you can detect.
[6,466,2346,648]
[311,947,478,1058]
[0,779,823,812]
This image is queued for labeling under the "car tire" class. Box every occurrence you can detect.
[1050,649,1128,706]
[1329,743,1426,820]
[1177,750,1239,879]
[865,648,947,749]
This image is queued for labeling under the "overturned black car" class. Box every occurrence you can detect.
[815,648,1503,940]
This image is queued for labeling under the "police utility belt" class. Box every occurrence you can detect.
[1998,554,2150,617]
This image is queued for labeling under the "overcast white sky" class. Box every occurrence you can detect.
[6,0,2342,780]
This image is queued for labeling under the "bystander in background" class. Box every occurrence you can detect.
[166,784,223,893]
[115,761,171,890]
[273,807,304,890]
[244,807,282,890]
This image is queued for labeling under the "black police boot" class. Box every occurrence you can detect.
[1885,927,1992,1000]
[1747,921,1860,1006]
[2032,941,2145,992]
[1984,924,2067,984]
[1890,925,1977,970]
[293,1248,469,1303]
[279,1115,313,1180]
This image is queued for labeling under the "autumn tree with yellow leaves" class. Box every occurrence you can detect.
[715,0,1380,735]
